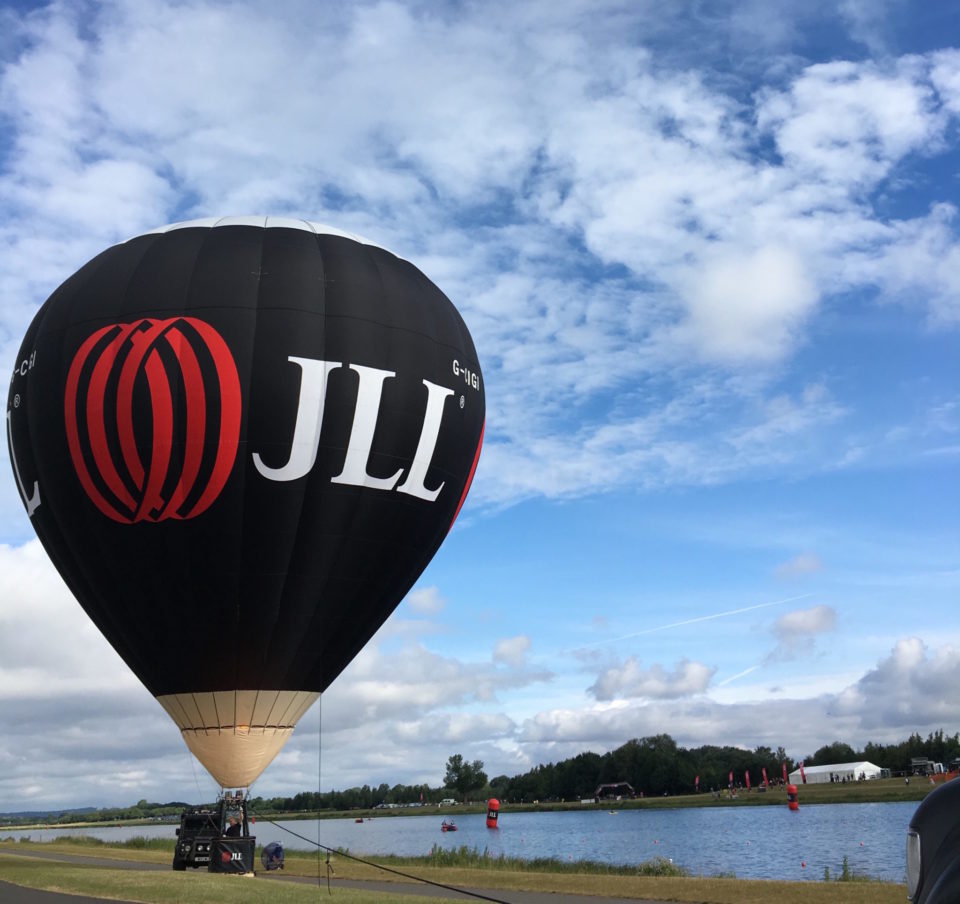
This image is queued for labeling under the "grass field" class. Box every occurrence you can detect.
[0,836,909,904]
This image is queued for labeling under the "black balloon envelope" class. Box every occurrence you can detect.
[6,216,484,788]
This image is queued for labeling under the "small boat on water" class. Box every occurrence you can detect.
[441,820,457,832]
[354,818,364,823]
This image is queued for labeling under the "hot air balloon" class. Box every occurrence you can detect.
[6,216,484,790]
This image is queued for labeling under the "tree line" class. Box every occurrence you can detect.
[490,729,960,803]
[249,729,960,811]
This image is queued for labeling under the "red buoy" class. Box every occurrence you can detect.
[787,783,799,811]
[486,798,500,828]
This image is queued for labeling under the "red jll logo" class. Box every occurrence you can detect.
[64,318,241,523]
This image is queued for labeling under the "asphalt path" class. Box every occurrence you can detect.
[0,848,673,903]
[0,879,141,903]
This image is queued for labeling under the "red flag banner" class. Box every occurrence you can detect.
[782,762,788,783]
[728,770,734,787]
[762,766,769,787]
[800,762,807,784]
[745,770,751,789]
[695,774,700,790]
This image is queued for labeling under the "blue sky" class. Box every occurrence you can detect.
[0,0,958,810]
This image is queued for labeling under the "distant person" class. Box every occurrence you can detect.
[225,816,241,837]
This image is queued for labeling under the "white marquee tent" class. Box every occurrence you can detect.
[789,761,882,784]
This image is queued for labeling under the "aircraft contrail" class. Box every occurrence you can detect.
[716,664,761,687]
[582,593,813,648]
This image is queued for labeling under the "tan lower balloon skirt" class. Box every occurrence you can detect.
[157,690,319,788]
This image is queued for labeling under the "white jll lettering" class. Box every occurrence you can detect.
[331,364,404,491]
[252,356,341,481]
[252,358,453,501]
[396,380,454,501]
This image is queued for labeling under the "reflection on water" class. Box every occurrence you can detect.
[2,801,911,882]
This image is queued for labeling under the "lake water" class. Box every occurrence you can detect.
[1,802,913,882]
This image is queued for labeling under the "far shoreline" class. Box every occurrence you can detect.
[1,775,945,832]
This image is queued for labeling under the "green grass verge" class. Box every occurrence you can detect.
[0,852,440,903]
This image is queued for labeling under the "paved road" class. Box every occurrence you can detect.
[0,848,672,903]
[0,879,141,903]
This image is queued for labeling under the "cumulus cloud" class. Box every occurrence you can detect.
[833,638,960,731]
[323,640,550,730]
[519,638,960,767]
[588,657,716,701]
[767,604,837,660]
[756,57,944,186]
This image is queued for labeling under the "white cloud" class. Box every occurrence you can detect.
[493,635,531,668]
[0,541,138,694]
[931,49,960,115]
[324,640,550,728]
[406,586,446,615]
[767,604,838,661]
[775,604,837,637]
[846,203,960,325]
[519,637,960,764]
[589,657,716,701]
[757,58,944,186]
[678,246,818,364]
[838,0,905,53]
[835,638,960,732]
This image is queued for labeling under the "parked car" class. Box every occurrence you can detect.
[172,806,221,870]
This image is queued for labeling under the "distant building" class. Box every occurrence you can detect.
[789,761,882,784]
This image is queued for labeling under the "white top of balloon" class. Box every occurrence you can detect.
[146,216,388,252]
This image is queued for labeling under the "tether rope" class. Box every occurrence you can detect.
[255,815,512,904]
[322,693,330,894]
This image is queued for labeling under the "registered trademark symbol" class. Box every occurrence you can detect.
[13,394,20,408]
[459,395,465,409]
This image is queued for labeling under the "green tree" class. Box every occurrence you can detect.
[444,754,488,801]
[809,741,857,766]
